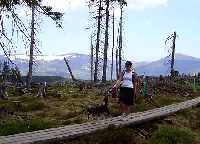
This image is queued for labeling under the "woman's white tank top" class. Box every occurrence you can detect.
[121,70,134,88]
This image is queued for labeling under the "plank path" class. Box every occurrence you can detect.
[1,97,200,144]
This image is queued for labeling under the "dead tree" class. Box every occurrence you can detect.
[102,0,110,82]
[118,1,123,74]
[26,5,35,89]
[118,0,127,74]
[115,25,120,78]
[165,31,177,77]
[116,47,119,78]
[0,1,63,90]
[171,31,177,76]
[36,82,46,98]
[111,8,115,81]
[64,57,76,81]
[26,4,63,89]
[93,0,103,82]
[90,35,94,81]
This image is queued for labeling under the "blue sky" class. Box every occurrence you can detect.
[125,0,200,61]
[2,0,200,62]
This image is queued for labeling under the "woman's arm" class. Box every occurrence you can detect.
[113,72,123,89]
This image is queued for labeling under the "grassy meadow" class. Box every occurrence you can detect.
[0,80,200,144]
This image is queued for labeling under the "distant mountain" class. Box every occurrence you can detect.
[0,53,200,79]
[0,53,94,80]
[136,53,200,75]
[21,76,66,84]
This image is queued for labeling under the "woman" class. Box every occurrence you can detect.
[113,61,137,116]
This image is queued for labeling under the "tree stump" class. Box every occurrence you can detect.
[12,101,22,111]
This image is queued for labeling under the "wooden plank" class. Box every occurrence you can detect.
[1,97,200,144]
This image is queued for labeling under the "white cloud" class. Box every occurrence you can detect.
[42,0,86,12]
[42,0,168,11]
[127,0,168,9]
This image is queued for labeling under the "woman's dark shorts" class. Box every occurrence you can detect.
[119,87,134,105]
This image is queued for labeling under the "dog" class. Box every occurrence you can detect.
[87,95,110,119]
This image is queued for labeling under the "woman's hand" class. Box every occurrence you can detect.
[112,84,116,89]
[113,72,123,89]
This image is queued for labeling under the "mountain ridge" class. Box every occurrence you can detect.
[0,53,200,79]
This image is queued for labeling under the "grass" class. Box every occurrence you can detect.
[63,126,137,144]
[0,96,47,113]
[150,125,196,144]
[0,84,105,134]
[0,118,55,136]
[0,81,200,144]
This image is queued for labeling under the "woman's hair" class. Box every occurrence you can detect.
[125,61,132,67]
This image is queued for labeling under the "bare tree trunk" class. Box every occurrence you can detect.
[102,0,110,82]
[94,0,102,82]
[111,8,114,81]
[64,57,76,81]
[116,48,119,79]
[171,31,176,77]
[90,35,94,81]
[118,1,123,74]
[27,6,35,89]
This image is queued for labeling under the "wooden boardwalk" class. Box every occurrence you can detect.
[1,97,200,144]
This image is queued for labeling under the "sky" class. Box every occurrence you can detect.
[2,0,200,62]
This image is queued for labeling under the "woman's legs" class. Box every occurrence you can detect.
[120,102,124,113]
[119,87,132,115]
[124,104,129,114]
[120,102,129,114]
